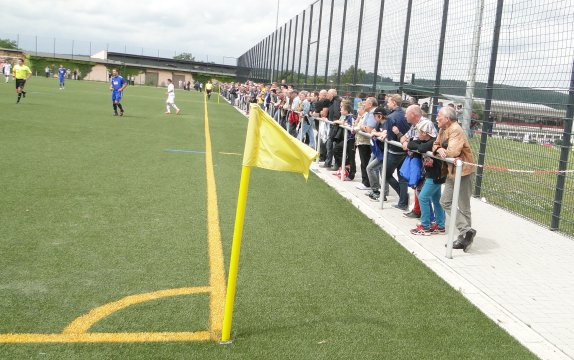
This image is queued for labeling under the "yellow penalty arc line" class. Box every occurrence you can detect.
[0,93,227,344]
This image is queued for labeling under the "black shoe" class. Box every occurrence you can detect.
[120,111,124,117]
[462,229,476,252]
[368,192,380,201]
[451,240,465,249]
[403,210,421,219]
[392,204,408,211]
[22,91,26,98]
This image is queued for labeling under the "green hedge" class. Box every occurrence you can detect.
[28,56,96,79]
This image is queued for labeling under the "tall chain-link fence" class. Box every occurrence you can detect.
[239,0,574,237]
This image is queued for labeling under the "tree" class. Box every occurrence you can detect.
[173,52,195,61]
[0,38,18,49]
[328,65,367,85]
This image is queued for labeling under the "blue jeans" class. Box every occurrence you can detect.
[298,117,316,148]
[419,179,445,229]
[386,152,409,207]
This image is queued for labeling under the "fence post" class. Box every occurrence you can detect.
[304,4,314,85]
[550,59,574,231]
[271,30,277,83]
[445,160,463,259]
[399,0,413,93]
[324,0,335,85]
[336,0,348,88]
[314,0,324,87]
[353,0,365,87]
[430,0,450,124]
[474,0,504,197]
[281,24,287,79]
[291,15,298,83]
[372,0,386,94]
[297,10,306,84]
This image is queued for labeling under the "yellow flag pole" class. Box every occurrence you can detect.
[220,165,251,344]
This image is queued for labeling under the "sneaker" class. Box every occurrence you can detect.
[410,224,432,236]
[403,210,421,219]
[355,183,370,190]
[430,223,446,235]
[392,204,408,211]
[368,192,380,201]
[365,190,380,197]
[176,109,181,114]
[366,190,380,201]
[120,111,124,116]
[165,111,171,114]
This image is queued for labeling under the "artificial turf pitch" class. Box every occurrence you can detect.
[0,77,535,359]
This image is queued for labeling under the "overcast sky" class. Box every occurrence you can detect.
[0,0,314,64]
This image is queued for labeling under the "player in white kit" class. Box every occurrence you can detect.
[3,62,12,83]
[165,79,181,114]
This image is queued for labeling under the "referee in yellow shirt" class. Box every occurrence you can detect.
[205,80,213,100]
[13,58,32,103]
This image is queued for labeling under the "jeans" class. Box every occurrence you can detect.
[298,117,316,148]
[419,179,445,229]
[440,173,475,236]
[386,152,408,207]
[366,154,383,192]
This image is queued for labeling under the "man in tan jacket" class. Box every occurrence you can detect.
[433,107,477,251]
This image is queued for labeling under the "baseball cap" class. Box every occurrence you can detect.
[373,106,388,116]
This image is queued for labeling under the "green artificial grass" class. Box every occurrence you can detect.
[0,77,535,359]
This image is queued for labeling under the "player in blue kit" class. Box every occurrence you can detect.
[57,64,66,89]
[109,68,127,116]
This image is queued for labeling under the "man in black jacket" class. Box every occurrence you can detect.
[321,89,342,169]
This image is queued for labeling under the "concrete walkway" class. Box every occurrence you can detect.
[312,163,574,360]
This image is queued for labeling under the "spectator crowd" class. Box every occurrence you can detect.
[220,80,477,251]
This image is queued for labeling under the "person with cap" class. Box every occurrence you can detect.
[433,106,477,251]
[398,105,437,218]
[379,94,410,210]
[407,120,446,235]
[364,106,389,201]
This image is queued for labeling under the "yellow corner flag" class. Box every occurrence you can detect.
[243,104,318,179]
[220,104,317,344]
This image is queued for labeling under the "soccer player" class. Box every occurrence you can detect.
[165,79,181,115]
[3,61,12,83]
[205,80,213,100]
[57,64,67,89]
[109,68,127,116]
[13,58,31,103]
